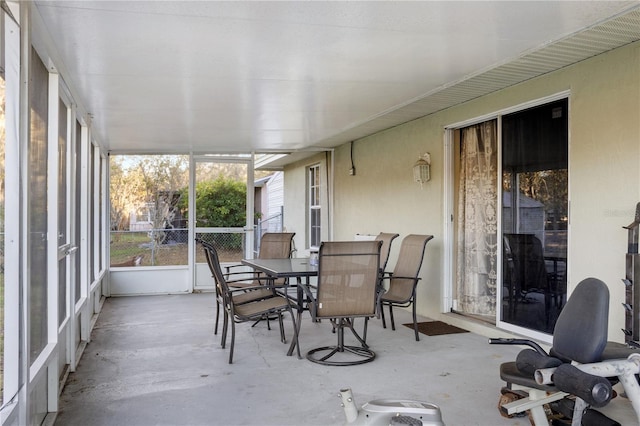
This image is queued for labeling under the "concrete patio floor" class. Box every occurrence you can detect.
[55,293,638,426]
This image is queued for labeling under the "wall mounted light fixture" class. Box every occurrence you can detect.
[413,153,431,188]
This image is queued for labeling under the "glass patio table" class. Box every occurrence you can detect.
[240,257,318,356]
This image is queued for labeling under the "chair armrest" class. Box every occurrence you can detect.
[387,275,421,281]
[224,263,260,278]
[224,271,262,279]
[226,283,289,294]
[225,275,272,286]
[374,287,384,319]
[300,284,318,318]
[224,263,243,272]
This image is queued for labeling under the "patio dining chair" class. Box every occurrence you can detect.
[360,232,399,342]
[196,238,277,336]
[379,234,434,341]
[302,240,382,366]
[225,232,296,285]
[375,232,400,278]
[202,239,300,364]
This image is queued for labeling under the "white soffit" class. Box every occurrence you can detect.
[31,1,640,162]
[315,7,640,150]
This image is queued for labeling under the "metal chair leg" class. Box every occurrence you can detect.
[413,301,419,341]
[229,320,236,364]
[389,305,396,330]
[221,310,229,348]
[279,313,286,343]
[214,299,220,335]
[381,304,387,328]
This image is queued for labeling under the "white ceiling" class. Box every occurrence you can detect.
[31,1,640,165]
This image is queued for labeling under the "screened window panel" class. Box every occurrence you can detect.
[74,120,82,303]
[89,144,95,281]
[58,98,67,325]
[28,48,49,363]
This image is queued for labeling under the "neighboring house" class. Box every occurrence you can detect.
[254,172,285,256]
[254,172,284,233]
[128,211,153,232]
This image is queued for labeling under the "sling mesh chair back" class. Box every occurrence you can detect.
[256,232,295,285]
[225,232,295,285]
[375,232,400,276]
[258,232,296,259]
[304,240,382,366]
[380,234,434,341]
[202,240,300,364]
[354,232,399,343]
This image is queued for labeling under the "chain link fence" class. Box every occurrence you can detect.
[110,229,246,266]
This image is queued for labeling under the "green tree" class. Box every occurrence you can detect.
[179,176,246,248]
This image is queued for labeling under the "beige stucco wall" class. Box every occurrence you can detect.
[284,40,640,342]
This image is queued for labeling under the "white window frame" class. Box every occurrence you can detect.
[308,164,321,250]
[2,6,21,417]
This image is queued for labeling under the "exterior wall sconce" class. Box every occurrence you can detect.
[413,153,431,188]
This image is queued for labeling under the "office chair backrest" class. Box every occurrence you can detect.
[259,232,295,259]
[316,240,382,318]
[550,277,609,364]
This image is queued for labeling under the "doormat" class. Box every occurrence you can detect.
[403,321,469,336]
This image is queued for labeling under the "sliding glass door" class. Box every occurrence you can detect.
[501,99,568,334]
[452,97,569,337]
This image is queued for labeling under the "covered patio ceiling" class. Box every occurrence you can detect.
[31,1,640,167]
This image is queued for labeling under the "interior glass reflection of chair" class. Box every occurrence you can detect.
[202,239,300,364]
[302,240,382,366]
[196,238,276,336]
[503,233,552,328]
[379,234,434,341]
[490,278,626,425]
